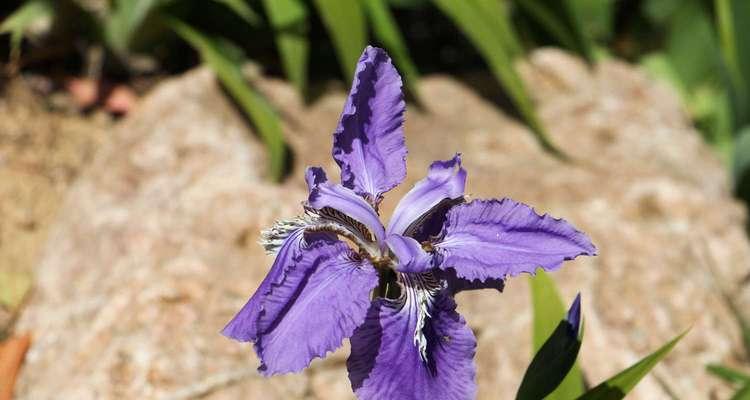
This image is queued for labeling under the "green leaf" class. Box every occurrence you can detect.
[211,0,262,27]
[0,271,32,311]
[731,384,750,400]
[431,0,562,155]
[715,0,750,129]
[577,329,689,400]
[515,0,595,62]
[528,271,585,399]
[312,0,367,83]
[263,0,310,95]
[706,364,750,385]
[104,0,162,54]
[361,0,421,101]
[733,126,750,204]
[166,18,287,181]
[517,293,583,400]
[0,0,54,61]
[663,0,720,92]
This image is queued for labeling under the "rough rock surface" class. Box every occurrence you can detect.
[15,49,750,399]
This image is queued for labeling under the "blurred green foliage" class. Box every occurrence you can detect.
[2,0,750,199]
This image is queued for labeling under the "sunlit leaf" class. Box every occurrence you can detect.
[517,293,583,400]
[361,0,421,101]
[431,0,561,155]
[312,0,367,83]
[707,364,750,385]
[263,0,310,95]
[664,0,720,91]
[211,0,262,27]
[528,271,585,399]
[0,271,32,311]
[731,384,750,400]
[0,0,54,61]
[577,330,689,400]
[167,18,287,181]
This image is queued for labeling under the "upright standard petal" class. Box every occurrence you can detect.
[255,240,379,375]
[434,199,596,282]
[222,227,309,342]
[308,180,386,245]
[347,287,477,400]
[386,154,466,238]
[333,46,407,205]
[385,234,433,273]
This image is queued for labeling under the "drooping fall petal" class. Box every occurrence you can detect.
[255,240,379,375]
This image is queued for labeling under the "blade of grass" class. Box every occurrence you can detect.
[166,18,287,181]
[577,329,689,400]
[361,0,421,101]
[0,0,54,63]
[432,0,562,155]
[529,271,585,399]
[211,0,262,27]
[312,0,367,83]
[707,364,750,385]
[263,0,310,95]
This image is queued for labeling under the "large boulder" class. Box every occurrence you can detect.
[16,50,750,399]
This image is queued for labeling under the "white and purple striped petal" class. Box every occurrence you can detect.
[434,199,596,282]
[307,170,386,246]
[347,281,477,400]
[386,154,466,238]
[333,46,407,206]
[255,240,378,375]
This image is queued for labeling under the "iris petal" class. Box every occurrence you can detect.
[306,166,386,246]
[222,228,326,342]
[347,276,477,400]
[255,240,378,375]
[434,199,596,282]
[387,154,466,238]
[332,46,407,206]
[386,234,433,273]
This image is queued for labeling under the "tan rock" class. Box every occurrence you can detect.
[16,50,750,399]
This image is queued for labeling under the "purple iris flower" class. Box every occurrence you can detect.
[222,46,596,399]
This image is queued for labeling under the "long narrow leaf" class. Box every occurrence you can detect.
[0,0,54,61]
[577,330,689,400]
[715,0,750,129]
[211,0,262,27]
[706,364,750,385]
[166,18,287,181]
[731,384,750,400]
[105,0,161,54]
[263,0,310,95]
[517,293,583,400]
[515,0,594,62]
[361,0,421,101]
[528,271,585,399]
[312,0,367,83]
[431,0,561,155]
